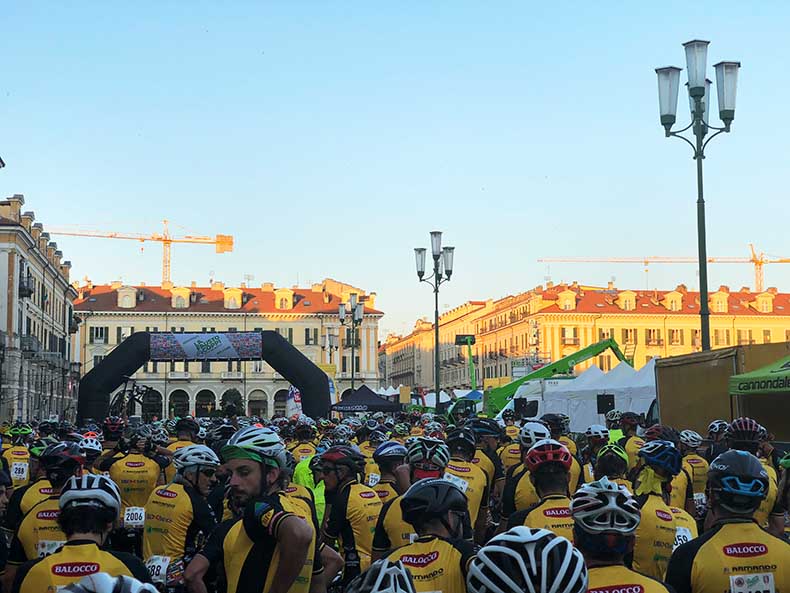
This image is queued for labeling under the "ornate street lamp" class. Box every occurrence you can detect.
[339,294,364,390]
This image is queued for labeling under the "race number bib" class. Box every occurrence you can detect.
[367,473,381,487]
[124,506,146,528]
[11,462,28,482]
[730,573,775,593]
[443,472,469,493]
[36,539,65,558]
[673,526,693,550]
[145,555,171,585]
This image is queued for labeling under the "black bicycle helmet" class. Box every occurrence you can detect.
[400,478,468,530]
[467,418,503,440]
[540,413,564,435]
[175,417,199,435]
[446,427,476,455]
[320,445,366,475]
[708,450,769,514]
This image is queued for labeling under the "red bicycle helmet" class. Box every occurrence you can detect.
[525,439,572,472]
[643,424,679,446]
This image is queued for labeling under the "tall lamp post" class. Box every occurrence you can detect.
[414,231,455,399]
[655,40,740,352]
[339,294,364,391]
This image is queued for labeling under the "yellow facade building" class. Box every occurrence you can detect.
[379,281,790,394]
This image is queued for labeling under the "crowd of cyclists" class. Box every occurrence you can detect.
[0,405,786,593]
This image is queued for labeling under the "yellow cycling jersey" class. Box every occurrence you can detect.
[371,479,399,505]
[506,494,574,542]
[444,459,490,525]
[223,491,322,593]
[669,468,694,510]
[502,463,539,518]
[323,480,382,574]
[373,494,415,553]
[558,435,578,456]
[504,425,519,440]
[587,564,674,593]
[8,497,65,564]
[284,481,313,502]
[11,540,151,593]
[142,482,216,565]
[364,459,382,486]
[754,459,781,528]
[622,436,645,470]
[358,442,378,459]
[4,479,55,534]
[498,443,521,471]
[385,535,475,593]
[104,453,166,512]
[583,462,595,484]
[630,493,676,580]
[669,506,698,551]
[4,446,31,488]
[682,454,709,495]
[164,439,194,482]
[666,519,790,593]
[289,442,318,462]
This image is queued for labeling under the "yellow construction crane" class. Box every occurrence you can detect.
[49,220,234,285]
[538,244,790,293]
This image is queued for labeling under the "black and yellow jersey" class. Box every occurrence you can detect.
[471,448,505,486]
[323,480,382,575]
[364,459,382,486]
[384,535,475,593]
[506,494,574,542]
[289,442,318,462]
[666,519,790,593]
[373,495,415,554]
[4,479,55,534]
[558,435,578,456]
[371,479,399,505]
[682,453,709,495]
[99,452,169,513]
[501,463,539,518]
[669,506,698,550]
[504,424,519,441]
[163,439,194,482]
[284,481,314,503]
[3,446,31,488]
[497,443,521,471]
[620,435,645,470]
[142,482,216,565]
[587,564,674,593]
[223,491,322,593]
[668,468,694,510]
[11,540,151,593]
[629,493,676,580]
[443,460,490,525]
[8,497,65,565]
[358,442,378,459]
[754,459,782,528]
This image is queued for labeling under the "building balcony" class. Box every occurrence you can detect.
[646,339,664,347]
[561,337,580,345]
[737,339,755,345]
[167,371,191,380]
[20,335,41,353]
[221,371,244,381]
[18,277,34,298]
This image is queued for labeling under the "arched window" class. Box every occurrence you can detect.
[121,295,132,308]
[175,296,186,308]
[279,298,288,309]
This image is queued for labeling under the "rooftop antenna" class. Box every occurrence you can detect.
[209,270,215,285]
[243,273,254,286]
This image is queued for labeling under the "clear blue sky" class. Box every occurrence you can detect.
[2,2,788,336]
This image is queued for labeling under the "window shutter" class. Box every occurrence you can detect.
[116,327,122,344]
[89,327,95,343]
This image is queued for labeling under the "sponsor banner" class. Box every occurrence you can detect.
[723,543,768,557]
[149,332,262,361]
[286,386,303,418]
[400,551,439,568]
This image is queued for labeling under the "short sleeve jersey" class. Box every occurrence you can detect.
[289,442,318,462]
[103,453,168,512]
[666,519,790,593]
[504,425,519,441]
[4,479,55,534]
[681,454,709,495]
[385,535,475,593]
[621,436,645,470]
[498,443,522,471]
[668,468,694,509]
[630,493,676,580]
[11,540,151,593]
[8,497,65,565]
[3,446,31,488]
[323,481,382,571]
[669,506,698,551]
[372,479,399,505]
[372,495,416,553]
[472,449,504,485]
[443,460,490,525]
[754,459,781,528]
[501,463,539,517]
[558,435,578,456]
[142,482,216,564]
[587,564,676,593]
[164,439,194,482]
[507,494,574,542]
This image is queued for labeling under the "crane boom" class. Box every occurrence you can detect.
[48,220,234,285]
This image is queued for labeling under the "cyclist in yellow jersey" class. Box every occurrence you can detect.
[605,409,625,444]
[497,440,521,471]
[506,440,574,542]
[4,440,55,537]
[10,474,151,593]
[669,505,698,550]
[467,526,587,593]
[593,443,633,491]
[582,424,610,483]
[541,413,578,456]
[618,412,644,471]
[642,424,696,515]
[570,477,672,593]
[164,418,198,483]
[443,427,490,543]
[392,423,411,445]
[667,450,790,593]
[384,478,475,593]
[321,444,381,586]
[367,442,408,503]
[630,439,681,580]
[468,418,506,494]
[77,438,104,476]
[4,427,33,489]
[288,426,318,463]
[501,421,551,525]
[218,425,322,593]
[373,437,452,559]
[4,442,85,591]
[679,430,709,521]
[142,445,218,592]
[501,409,520,441]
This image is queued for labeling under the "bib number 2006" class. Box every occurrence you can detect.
[124,507,146,528]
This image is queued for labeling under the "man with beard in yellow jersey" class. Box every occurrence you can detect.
[667,450,790,593]
[507,440,575,542]
[501,421,551,527]
[219,425,322,593]
[10,474,151,593]
[442,427,490,544]
[385,479,475,593]
[164,418,198,483]
[570,477,673,593]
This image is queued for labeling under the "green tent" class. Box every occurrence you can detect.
[728,356,790,396]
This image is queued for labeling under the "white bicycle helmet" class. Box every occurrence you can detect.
[406,437,450,468]
[605,410,622,422]
[61,573,158,593]
[585,425,609,441]
[570,477,641,535]
[78,437,103,455]
[518,421,551,448]
[59,474,122,515]
[467,527,587,593]
[679,429,703,448]
[345,558,417,593]
[173,444,221,471]
[222,425,287,468]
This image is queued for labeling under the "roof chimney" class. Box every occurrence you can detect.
[261,282,274,292]
[20,211,34,232]
[211,281,224,291]
[607,280,615,290]
[4,194,24,222]
[111,280,123,290]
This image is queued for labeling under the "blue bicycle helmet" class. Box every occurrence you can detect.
[373,441,408,464]
[637,440,681,476]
